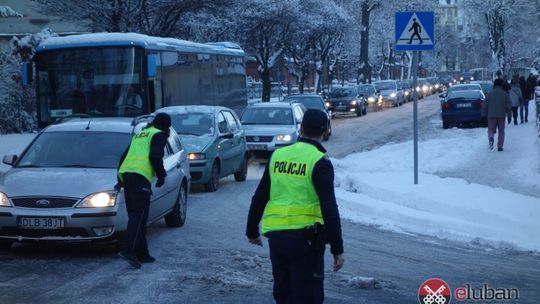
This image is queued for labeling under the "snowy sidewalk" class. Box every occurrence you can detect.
[333,102,540,251]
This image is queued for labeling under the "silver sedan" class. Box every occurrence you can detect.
[0,117,190,249]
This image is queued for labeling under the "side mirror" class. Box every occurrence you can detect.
[220,133,234,139]
[22,62,33,85]
[147,54,157,78]
[2,155,17,166]
[439,93,446,98]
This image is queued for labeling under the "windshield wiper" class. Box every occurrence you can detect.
[179,132,201,136]
[61,164,91,168]
[17,164,40,168]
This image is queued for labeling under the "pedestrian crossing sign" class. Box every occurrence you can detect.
[395,12,434,51]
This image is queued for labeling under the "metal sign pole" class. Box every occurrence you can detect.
[412,51,419,184]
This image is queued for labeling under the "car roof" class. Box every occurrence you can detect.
[156,105,231,115]
[284,94,321,98]
[450,83,482,88]
[248,102,297,108]
[43,117,141,133]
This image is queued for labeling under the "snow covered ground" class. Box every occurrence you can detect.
[334,102,540,252]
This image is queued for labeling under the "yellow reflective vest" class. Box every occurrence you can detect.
[118,126,161,183]
[261,141,325,234]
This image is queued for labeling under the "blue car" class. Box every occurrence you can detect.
[441,90,486,129]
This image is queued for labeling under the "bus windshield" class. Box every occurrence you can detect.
[34,47,145,124]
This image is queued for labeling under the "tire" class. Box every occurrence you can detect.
[234,155,248,182]
[0,239,13,250]
[204,161,220,192]
[362,105,367,115]
[356,110,362,117]
[165,184,187,227]
[442,121,450,129]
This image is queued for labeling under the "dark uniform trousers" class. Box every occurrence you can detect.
[121,172,152,257]
[268,230,325,304]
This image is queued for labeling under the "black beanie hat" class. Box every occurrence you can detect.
[301,109,328,136]
[153,112,171,131]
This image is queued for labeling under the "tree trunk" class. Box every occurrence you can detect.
[358,1,373,84]
[261,68,271,102]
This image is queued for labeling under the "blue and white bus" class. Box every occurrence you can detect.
[28,33,247,128]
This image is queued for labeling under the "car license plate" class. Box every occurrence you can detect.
[336,106,347,111]
[456,103,472,108]
[17,217,65,229]
[248,144,267,151]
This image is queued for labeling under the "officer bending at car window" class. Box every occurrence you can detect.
[115,113,170,269]
[246,109,345,304]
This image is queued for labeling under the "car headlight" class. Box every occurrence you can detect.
[275,134,293,142]
[390,93,397,98]
[350,100,357,105]
[77,191,117,208]
[368,97,376,102]
[404,91,409,96]
[325,102,331,108]
[416,87,421,92]
[435,84,440,89]
[460,77,464,80]
[188,153,206,160]
[0,192,12,207]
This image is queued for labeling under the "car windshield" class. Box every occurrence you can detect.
[329,87,356,98]
[448,85,481,93]
[447,90,484,100]
[283,96,324,110]
[169,112,214,136]
[374,81,397,91]
[357,85,374,94]
[17,131,132,169]
[241,107,294,125]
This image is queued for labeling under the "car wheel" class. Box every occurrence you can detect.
[0,239,13,250]
[362,105,367,115]
[443,121,450,129]
[234,155,248,182]
[204,161,220,192]
[165,183,187,227]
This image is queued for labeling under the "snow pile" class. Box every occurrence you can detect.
[0,6,23,18]
[334,113,540,251]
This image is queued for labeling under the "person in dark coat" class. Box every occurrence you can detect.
[482,78,512,151]
[524,74,537,122]
[519,76,529,123]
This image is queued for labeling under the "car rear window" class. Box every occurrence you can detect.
[447,90,484,100]
[17,131,132,169]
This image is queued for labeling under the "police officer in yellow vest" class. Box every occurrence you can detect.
[116,113,170,269]
[246,109,344,304]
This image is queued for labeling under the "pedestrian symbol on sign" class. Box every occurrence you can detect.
[395,12,434,51]
[408,18,423,44]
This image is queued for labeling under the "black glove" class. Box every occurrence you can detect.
[155,177,165,188]
[113,179,123,191]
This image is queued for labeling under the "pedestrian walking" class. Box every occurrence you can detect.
[519,76,528,124]
[509,75,524,125]
[524,73,537,122]
[115,113,171,268]
[482,78,512,151]
[246,109,345,304]
[495,70,511,92]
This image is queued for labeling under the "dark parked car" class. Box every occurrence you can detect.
[282,94,332,140]
[325,85,367,116]
[441,90,486,129]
